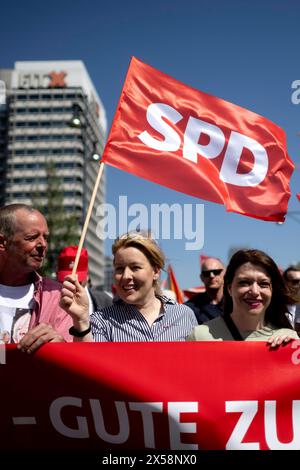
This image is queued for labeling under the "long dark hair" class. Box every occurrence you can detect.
[224,249,294,329]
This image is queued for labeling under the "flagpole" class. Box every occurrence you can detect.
[72,161,105,276]
[69,59,133,277]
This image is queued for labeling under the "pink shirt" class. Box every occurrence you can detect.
[28,273,72,341]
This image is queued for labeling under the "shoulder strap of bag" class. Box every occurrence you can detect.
[222,313,244,341]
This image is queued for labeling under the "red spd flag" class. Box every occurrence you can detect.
[102,57,294,221]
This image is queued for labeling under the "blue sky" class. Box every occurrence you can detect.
[1,0,299,289]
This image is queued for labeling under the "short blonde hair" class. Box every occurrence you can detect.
[112,231,165,294]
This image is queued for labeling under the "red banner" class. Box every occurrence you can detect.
[102,57,294,222]
[2,342,300,451]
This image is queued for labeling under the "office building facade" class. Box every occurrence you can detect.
[0,61,107,285]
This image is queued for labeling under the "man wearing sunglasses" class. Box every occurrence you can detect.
[185,257,225,324]
[283,266,300,330]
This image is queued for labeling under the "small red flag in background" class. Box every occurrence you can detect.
[183,286,206,300]
[297,194,300,202]
[102,57,294,222]
[167,264,184,304]
[200,254,223,268]
[200,254,210,266]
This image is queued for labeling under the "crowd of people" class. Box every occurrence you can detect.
[0,203,299,351]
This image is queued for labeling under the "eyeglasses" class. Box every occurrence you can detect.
[202,269,223,277]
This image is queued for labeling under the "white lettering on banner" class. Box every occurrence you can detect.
[226,400,300,450]
[90,399,129,444]
[129,402,163,449]
[226,401,259,450]
[49,397,199,449]
[137,102,269,187]
[168,402,198,450]
[264,400,300,449]
[47,397,300,449]
[49,396,89,438]
[291,80,300,104]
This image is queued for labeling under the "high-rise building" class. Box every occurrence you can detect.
[0,61,107,286]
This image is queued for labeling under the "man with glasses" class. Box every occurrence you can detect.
[185,257,225,324]
[283,266,300,331]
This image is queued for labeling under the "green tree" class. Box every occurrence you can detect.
[32,161,80,278]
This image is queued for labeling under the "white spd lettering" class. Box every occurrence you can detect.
[137,102,268,187]
[138,103,182,151]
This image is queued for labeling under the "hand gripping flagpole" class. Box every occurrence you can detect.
[71,161,105,277]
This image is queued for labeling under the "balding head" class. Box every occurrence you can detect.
[0,204,39,240]
[201,257,225,292]
[0,204,49,285]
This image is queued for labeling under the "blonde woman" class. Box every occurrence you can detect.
[60,232,197,341]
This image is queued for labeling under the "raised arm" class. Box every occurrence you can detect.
[60,275,93,342]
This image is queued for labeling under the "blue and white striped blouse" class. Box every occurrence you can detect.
[90,295,198,342]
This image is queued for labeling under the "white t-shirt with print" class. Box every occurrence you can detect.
[0,283,35,344]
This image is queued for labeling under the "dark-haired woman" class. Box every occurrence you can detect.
[187,249,298,347]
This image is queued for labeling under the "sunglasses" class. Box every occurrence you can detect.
[202,269,223,277]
